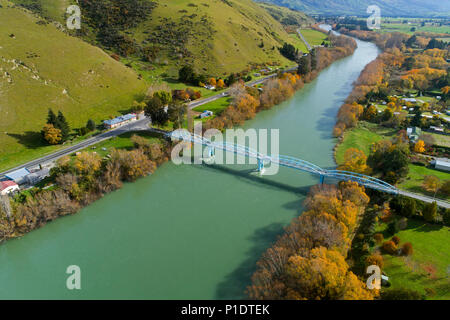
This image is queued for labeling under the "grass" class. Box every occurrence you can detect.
[77,131,162,158]
[0,1,147,172]
[398,164,450,201]
[428,133,450,148]
[373,219,450,300]
[301,28,329,46]
[192,97,231,114]
[335,121,396,164]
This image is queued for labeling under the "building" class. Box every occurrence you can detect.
[0,180,19,195]
[103,113,137,129]
[199,110,213,119]
[5,168,30,184]
[26,167,50,185]
[433,158,450,172]
[406,127,422,142]
[402,98,417,103]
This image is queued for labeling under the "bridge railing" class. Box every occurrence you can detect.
[169,131,399,194]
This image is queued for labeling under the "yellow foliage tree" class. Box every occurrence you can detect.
[414,140,425,153]
[422,175,441,194]
[42,123,62,145]
[338,148,370,174]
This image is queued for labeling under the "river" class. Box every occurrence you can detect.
[0,31,379,299]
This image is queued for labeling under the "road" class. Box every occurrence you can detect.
[0,117,151,178]
[398,190,450,209]
[297,28,312,51]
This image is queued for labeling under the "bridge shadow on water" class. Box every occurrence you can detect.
[214,222,286,299]
[191,163,309,299]
[193,162,313,197]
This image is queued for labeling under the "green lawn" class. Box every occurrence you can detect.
[398,164,450,201]
[335,121,397,164]
[428,133,450,148]
[192,97,232,114]
[301,28,329,46]
[77,131,162,158]
[374,219,450,300]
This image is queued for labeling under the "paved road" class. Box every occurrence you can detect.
[398,190,450,209]
[0,117,151,178]
[297,28,312,51]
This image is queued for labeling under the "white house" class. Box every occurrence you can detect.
[0,180,19,195]
[200,110,214,119]
[103,113,137,129]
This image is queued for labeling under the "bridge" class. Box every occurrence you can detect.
[170,130,399,195]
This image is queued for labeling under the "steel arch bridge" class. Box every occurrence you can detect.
[170,131,399,195]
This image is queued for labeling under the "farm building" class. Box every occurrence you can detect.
[0,180,19,195]
[103,113,137,129]
[433,158,450,172]
[5,168,30,184]
[200,110,214,119]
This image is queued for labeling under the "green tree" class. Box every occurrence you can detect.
[56,111,70,141]
[153,91,172,106]
[422,201,437,222]
[168,101,187,129]
[47,108,57,126]
[443,209,450,227]
[297,55,310,76]
[179,65,195,83]
[86,119,96,132]
[145,96,168,127]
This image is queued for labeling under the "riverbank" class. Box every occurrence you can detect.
[0,32,357,245]
[0,31,379,299]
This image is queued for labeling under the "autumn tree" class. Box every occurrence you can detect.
[414,140,425,153]
[422,175,441,194]
[338,148,370,174]
[422,201,437,222]
[42,124,62,145]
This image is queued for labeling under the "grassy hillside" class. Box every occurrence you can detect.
[257,0,450,17]
[12,0,311,77]
[257,1,312,27]
[0,0,147,171]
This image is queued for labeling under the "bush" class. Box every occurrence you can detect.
[79,127,90,136]
[443,209,450,227]
[381,288,424,300]
[386,221,397,235]
[382,240,398,255]
[365,253,384,269]
[422,201,437,222]
[402,242,413,256]
[396,217,408,230]
[373,233,384,244]
[391,235,401,245]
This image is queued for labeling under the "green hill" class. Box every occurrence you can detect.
[257,0,450,17]
[0,0,147,171]
[12,0,313,77]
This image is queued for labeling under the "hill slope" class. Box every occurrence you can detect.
[12,0,313,76]
[0,0,147,170]
[257,0,450,17]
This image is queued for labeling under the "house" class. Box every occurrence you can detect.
[402,98,417,103]
[433,158,450,172]
[5,168,30,184]
[406,127,422,142]
[200,110,213,119]
[0,180,19,195]
[429,126,444,133]
[103,113,137,129]
[204,85,215,90]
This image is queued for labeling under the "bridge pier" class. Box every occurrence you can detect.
[319,175,325,185]
[257,158,264,173]
[206,145,215,158]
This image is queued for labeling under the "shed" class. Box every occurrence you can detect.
[0,180,20,195]
[435,159,450,172]
[5,168,30,184]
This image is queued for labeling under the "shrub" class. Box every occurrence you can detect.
[391,235,401,245]
[381,288,424,300]
[396,217,408,230]
[365,253,384,269]
[373,233,384,244]
[443,209,450,227]
[402,242,413,256]
[422,201,437,222]
[382,240,397,255]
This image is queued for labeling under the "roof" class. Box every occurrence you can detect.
[435,159,450,168]
[5,168,30,181]
[0,180,18,191]
[104,113,136,126]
